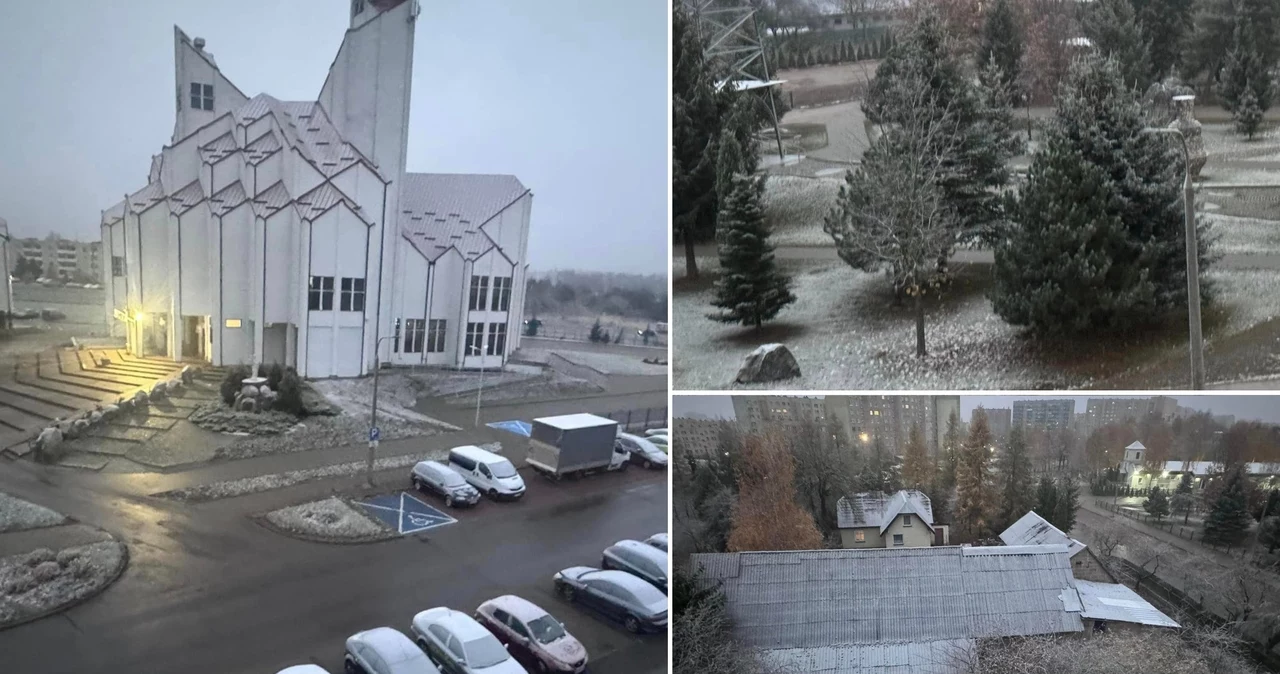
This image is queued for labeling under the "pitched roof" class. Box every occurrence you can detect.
[1126,441,1147,450]
[1071,580,1179,628]
[168,181,205,215]
[399,173,527,262]
[207,181,247,217]
[762,640,975,674]
[838,491,935,532]
[295,181,371,223]
[999,511,1087,558]
[690,545,1082,651]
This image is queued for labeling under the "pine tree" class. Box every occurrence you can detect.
[589,318,605,343]
[902,423,932,490]
[1172,471,1196,523]
[1260,516,1280,553]
[715,127,744,212]
[955,408,995,541]
[1131,0,1195,79]
[1054,478,1079,533]
[1144,485,1171,521]
[992,54,1213,334]
[673,6,723,279]
[708,175,796,327]
[1035,476,1058,524]
[1189,0,1280,82]
[1235,86,1265,139]
[1202,464,1253,546]
[978,0,1023,91]
[1082,0,1155,91]
[1217,19,1273,118]
[940,410,961,495]
[997,426,1034,531]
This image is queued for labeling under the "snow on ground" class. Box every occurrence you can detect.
[0,541,125,627]
[263,497,388,540]
[0,493,66,534]
[518,348,667,376]
[310,376,460,431]
[763,175,842,247]
[214,413,445,461]
[158,448,456,501]
[1205,212,1280,254]
[410,369,541,397]
[673,260,1280,390]
[460,370,603,404]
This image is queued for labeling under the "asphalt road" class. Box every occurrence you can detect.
[0,464,668,674]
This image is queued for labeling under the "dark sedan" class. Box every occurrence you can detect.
[552,567,668,635]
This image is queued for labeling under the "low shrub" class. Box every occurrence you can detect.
[220,365,253,406]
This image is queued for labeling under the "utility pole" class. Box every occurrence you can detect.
[367,320,400,487]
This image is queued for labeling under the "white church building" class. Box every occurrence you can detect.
[102,0,532,378]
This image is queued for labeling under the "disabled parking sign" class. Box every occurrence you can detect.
[357,492,457,535]
[487,420,532,437]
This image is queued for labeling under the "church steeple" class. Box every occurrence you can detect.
[171,26,249,143]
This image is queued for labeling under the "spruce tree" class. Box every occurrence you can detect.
[978,0,1023,91]
[1054,478,1079,533]
[1144,485,1171,521]
[588,319,605,343]
[1189,0,1280,81]
[1082,0,1155,91]
[1173,471,1196,523]
[993,54,1213,334]
[955,408,995,541]
[708,175,796,327]
[902,423,932,490]
[1202,465,1253,546]
[715,127,745,212]
[1235,86,1264,138]
[1035,476,1058,524]
[673,6,723,279]
[1131,0,1195,79]
[997,426,1035,531]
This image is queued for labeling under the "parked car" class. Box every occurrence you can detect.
[449,445,525,500]
[475,595,588,673]
[601,540,667,592]
[345,627,439,674]
[411,461,481,508]
[614,433,667,469]
[643,533,668,552]
[646,435,668,453]
[643,428,668,438]
[553,567,668,634]
[411,607,526,674]
[277,666,331,674]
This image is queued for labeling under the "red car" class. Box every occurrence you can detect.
[475,595,587,673]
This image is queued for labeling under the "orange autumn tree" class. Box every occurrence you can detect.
[727,432,824,552]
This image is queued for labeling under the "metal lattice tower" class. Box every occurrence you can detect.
[683,0,786,160]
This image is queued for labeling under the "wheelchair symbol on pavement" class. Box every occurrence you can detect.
[357,492,457,535]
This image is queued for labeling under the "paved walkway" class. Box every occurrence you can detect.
[0,522,113,558]
[1079,497,1244,569]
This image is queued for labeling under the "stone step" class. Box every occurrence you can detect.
[0,389,70,422]
[0,427,32,452]
[14,371,122,400]
[56,353,157,386]
[0,382,85,413]
[74,349,99,371]
[0,404,43,434]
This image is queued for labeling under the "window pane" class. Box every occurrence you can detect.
[323,277,333,290]
[202,84,213,97]
[191,83,201,95]
[354,278,365,292]
[352,292,364,312]
[341,278,352,291]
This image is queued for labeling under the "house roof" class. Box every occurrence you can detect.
[1136,461,1280,476]
[837,491,935,532]
[690,545,1083,651]
[1126,441,1146,450]
[999,511,1087,558]
[762,640,975,674]
[399,173,527,262]
[1070,580,1179,628]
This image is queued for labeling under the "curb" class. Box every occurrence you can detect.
[250,512,399,546]
[0,532,130,632]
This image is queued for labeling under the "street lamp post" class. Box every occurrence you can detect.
[468,344,485,427]
[1142,127,1205,389]
[367,320,401,487]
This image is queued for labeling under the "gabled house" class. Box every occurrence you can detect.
[102,0,533,378]
[999,511,1112,583]
[836,490,949,549]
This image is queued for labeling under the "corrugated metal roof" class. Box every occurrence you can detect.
[294,182,370,223]
[838,491,934,530]
[128,182,167,214]
[1072,581,1180,628]
[250,181,293,218]
[244,132,281,164]
[168,181,205,216]
[199,132,239,164]
[207,181,247,217]
[762,640,975,674]
[690,546,1082,651]
[999,512,1087,558]
[399,173,525,262]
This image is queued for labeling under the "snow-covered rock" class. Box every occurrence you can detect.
[264,497,388,540]
[736,343,802,383]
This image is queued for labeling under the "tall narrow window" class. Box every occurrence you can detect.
[427,319,447,353]
[190,83,214,111]
[308,276,334,311]
[402,318,426,353]
[486,322,506,355]
[465,322,484,356]
[490,277,512,312]
[468,275,489,311]
[339,277,366,312]
[111,256,125,277]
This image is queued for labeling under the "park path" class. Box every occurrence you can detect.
[1078,497,1246,569]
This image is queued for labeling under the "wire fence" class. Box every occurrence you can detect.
[1093,499,1261,561]
[527,330,668,348]
[601,407,668,433]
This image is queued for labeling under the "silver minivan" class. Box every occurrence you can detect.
[448,445,525,500]
[411,460,481,508]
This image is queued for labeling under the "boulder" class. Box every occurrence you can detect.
[149,383,168,400]
[166,379,182,392]
[72,418,90,436]
[241,384,260,399]
[117,397,133,413]
[735,343,801,384]
[237,397,257,413]
[132,390,149,407]
[100,404,120,419]
[181,366,194,384]
[32,427,63,462]
[89,410,103,424]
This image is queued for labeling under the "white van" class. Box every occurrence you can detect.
[448,445,526,500]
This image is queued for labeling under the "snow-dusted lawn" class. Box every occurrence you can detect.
[673,259,1280,390]
[469,370,603,403]
[0,493,66,534]
[1207,213,1280,254]
[310,376,460,431]
[532,349,667,376]
[763,175,842,247]
[263,497,388,540]
[0,541,126,627]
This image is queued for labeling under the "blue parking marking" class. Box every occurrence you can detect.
[487,420,532,437]
[356,492,457,535]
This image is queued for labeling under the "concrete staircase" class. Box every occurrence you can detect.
[0,348,188,458]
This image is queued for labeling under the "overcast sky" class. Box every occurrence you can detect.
[0,1,666,275]
[674,395,1280,424]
